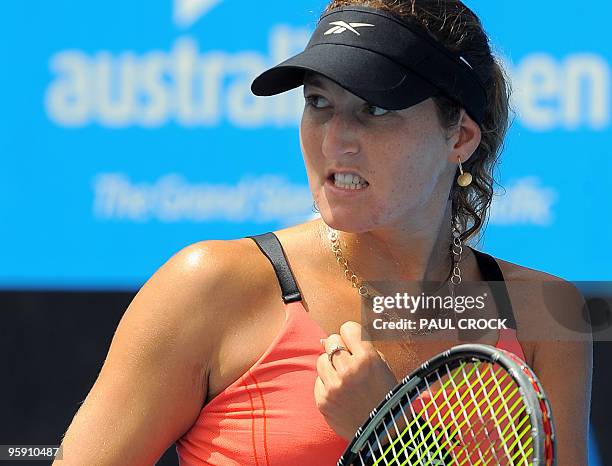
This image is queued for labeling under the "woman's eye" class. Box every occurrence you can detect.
[367,105,390,116]
[305,95,330,109]
[304,95,390,117]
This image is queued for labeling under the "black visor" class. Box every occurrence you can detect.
[251,6,487,127]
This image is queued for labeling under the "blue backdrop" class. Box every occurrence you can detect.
[1,1,610,289]
[0,1,609,463]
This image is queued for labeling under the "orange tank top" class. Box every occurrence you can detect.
[175,232,526,465]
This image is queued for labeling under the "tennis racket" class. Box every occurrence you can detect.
[337,344,555,466]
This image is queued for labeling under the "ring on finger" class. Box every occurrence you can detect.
[327,344,349,366]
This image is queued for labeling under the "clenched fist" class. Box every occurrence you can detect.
[314,321,399,440]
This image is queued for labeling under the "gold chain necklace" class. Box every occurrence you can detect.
[326,225,462,336]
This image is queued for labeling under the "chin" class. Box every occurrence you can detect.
[314,186,385,232]
[317,208,377,234]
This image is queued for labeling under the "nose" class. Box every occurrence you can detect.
[321,110,360,159]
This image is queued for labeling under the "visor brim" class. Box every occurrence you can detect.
[251,44,439,111]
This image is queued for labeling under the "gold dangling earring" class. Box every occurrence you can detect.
[456,155,473,187]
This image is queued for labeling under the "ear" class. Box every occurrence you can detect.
[448,108,482,164]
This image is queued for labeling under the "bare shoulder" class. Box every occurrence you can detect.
[490,258,591,464]
[492,255,586,321]
[196,230,323,402]
[492,255,565,283]
[128,239,261,345]
[488,255,589,364]
[143,237,283,346]
[493,256,585,313]
[160,238,276,309]
[186,235,287,315]
[55,237,278,466]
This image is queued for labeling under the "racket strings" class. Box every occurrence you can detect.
[360,362,474,465]
[381,362,477,465]
[419,379,461,465]
[461,363,507,465]
[408,364,518,465]
[359,360,536,466]
[471,363,516,463]
[398,363,508,464]
[422,364,530,466]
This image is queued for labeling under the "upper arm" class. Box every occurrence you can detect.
[530,279,593,465]
[499,260,593,465]
[55,240,237,466]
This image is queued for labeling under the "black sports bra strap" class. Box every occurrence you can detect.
[247,232,302,304]
[246,234,516,325]
[468,246,517,329]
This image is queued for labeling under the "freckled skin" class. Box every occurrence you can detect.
[301,71,486,442]
[299,73,463,234]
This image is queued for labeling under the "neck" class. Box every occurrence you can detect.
[322,202,457,284]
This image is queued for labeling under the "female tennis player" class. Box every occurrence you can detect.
[55,1,591,465]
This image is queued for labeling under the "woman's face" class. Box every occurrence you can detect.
[300,72,461,233]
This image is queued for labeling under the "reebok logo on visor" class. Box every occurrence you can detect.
[324,21,374,35]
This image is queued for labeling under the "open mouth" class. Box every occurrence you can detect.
[327,172,370,190]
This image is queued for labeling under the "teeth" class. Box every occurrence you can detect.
[330,172,369,190]
[333,179,368,190]
[333,173,367,185]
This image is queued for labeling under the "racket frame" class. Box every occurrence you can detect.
[337,344,556,466]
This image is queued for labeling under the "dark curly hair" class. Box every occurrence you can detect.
[321,0,513,244]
